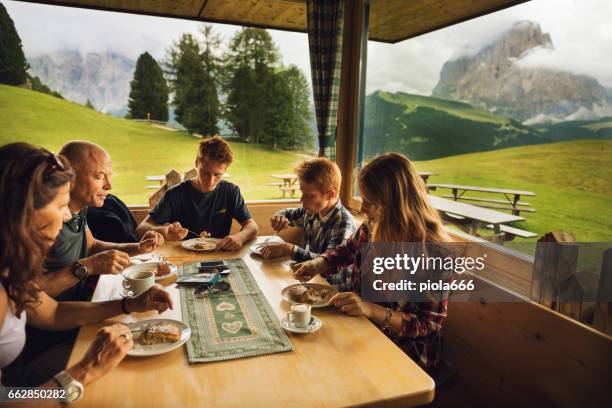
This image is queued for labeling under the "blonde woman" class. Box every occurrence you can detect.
[294,153,451,370]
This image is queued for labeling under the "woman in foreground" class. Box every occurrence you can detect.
[0,142,173,406]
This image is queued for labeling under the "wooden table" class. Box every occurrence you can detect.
[428,183,535,215]
[67,238,435,407]
[145,175,165,184]
[417,171,438,184]
[428,195,524,235]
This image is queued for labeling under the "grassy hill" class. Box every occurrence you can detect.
[417,139,612,242]
[0,84,306,204]
[1,84,610,242]
[533,117,612,140]
[364,91,612,162]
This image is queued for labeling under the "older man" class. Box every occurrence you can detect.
[136,136,258,251]
[38,140,164,300]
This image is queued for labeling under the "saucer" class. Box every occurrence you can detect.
[280,315,322,334]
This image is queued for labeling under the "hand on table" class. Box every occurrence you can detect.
[260,242,294,259]
[215,234,244,251]
[68,323,133,385]
[125,285,174,314]
[137,231,165,253]
[82,250,130,275]
[329,292,373,317]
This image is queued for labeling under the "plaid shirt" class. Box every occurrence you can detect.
[321,223,448,369]
[278,201,356,291]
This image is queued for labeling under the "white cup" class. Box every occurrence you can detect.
[287,303,311,328]
[122,270,155,296]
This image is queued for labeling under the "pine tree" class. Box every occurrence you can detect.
[128,52,169,121]
[223,28,279,143]
[0,3,29,85]
[85,99,95,110]
[281,66,314,150]
[166,31,219,135]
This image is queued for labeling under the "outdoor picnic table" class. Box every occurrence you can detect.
[67,238,435,407]
[428,195,524,235]
[428,183,535,215]
[270,174,298,186]
[270,174,298,198]
[417,171,438,184]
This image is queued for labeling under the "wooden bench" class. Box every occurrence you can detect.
[442,194,536,214]
[485,223,537,239]
[442,195,530,206]
[279,186,297,198]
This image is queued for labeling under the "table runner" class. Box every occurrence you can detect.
[179,258,293,363]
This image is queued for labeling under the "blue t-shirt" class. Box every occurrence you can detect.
[149,180,252,238]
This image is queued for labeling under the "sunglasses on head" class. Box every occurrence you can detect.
[42,150,66,181]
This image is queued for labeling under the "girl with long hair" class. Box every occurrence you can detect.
[294,152,451,369]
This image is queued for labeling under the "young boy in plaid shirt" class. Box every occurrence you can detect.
[260,158,356,291]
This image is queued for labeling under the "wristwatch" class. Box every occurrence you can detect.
[72,261,88,279]
[54,370,84,404]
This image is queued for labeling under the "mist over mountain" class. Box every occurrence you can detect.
[432,21,612,124]
[28,50,135,114]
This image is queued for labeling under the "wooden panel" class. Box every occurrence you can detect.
[201,0,306,31]
[369,0,528,43]
[444,276,612,407]
[28,0,528,43]
[33,0,204,18]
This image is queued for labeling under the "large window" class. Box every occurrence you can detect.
[358,0,612,246]
[1,1,316,204]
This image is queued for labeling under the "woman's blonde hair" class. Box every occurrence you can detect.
[358,153,450,243]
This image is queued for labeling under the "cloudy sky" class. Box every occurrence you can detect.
[5,0,612,95]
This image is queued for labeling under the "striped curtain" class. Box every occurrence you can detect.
[307,0,345,159]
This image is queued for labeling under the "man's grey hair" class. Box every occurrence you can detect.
[58,140,107,169]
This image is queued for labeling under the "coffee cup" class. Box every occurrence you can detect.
[287,303,311,328]
[122,270,155,296]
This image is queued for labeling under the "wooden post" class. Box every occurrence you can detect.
[184,167,197,180]
[165,169,181,187]
[148,169,182,208]
[530,232,577,311]
[593,248,612,335]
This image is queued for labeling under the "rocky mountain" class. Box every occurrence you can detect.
[432,21,612,124]
[28,50,135,114]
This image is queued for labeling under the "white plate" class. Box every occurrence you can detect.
[181,238,220,252]
[280,315,322,334]
[281,283,337,308]
[127,319,191,357]
[123,261,177,281]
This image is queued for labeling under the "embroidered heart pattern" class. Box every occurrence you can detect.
[221,321,242,334]
[223,312,235,320]
[216,301,236,312]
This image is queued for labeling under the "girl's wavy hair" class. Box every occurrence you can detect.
[0,142,74,311]
[358,152,451,244]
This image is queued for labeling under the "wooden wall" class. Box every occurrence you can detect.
[444,276,611,407]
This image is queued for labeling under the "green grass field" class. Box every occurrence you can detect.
[416,139,612,242]
[1,84,610,242]
[0,85,306,204]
